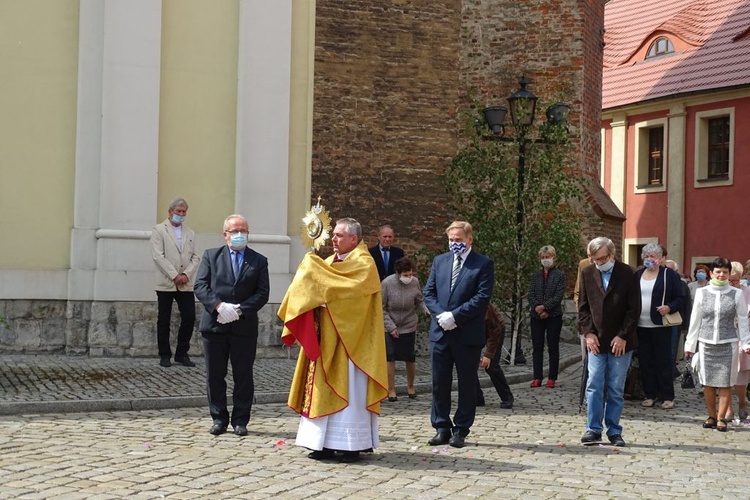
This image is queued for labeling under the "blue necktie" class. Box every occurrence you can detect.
[382,248,390,271]
[451,255,462,290]
[232,251,241,279]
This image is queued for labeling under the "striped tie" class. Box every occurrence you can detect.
[451,255,462,290]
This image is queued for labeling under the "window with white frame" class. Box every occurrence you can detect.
[634,118,668,193]
[694,108,734,187]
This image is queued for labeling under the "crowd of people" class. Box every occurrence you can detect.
[150,202,750,460]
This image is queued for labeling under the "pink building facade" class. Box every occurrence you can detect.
[601,0,750,275]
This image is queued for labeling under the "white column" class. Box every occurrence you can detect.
[236,0,293,302]
[609,115,628,212]
[68,0,105,301]
[667,104,687,268]
[94,0,163,301]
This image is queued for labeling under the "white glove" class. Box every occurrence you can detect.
[436,312,457,331]
[217,302,240,324]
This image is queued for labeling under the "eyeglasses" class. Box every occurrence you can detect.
[592,254,611,265]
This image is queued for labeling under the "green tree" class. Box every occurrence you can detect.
[444,107,582,363]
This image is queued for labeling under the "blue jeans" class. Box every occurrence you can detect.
[586,350,633,437]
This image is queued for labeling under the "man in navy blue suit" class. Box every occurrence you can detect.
[368,225,405,281]
[423,221,494,448]
[194,214,270,437]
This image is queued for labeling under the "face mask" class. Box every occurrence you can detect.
[643,259,659,269]
[742,279,750,287]
[541,259,554,269]
[399,276,414,285]
[229,232,248,248]
[696,271,707,281]
[449,241,467,255]
[595,260,615,273]
[711,278,728,287]
[171,214,185,224]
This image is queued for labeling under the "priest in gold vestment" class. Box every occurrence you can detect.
[279,217,388,462]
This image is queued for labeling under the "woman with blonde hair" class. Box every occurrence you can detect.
[722,262,750,422]
[528,245,566,388]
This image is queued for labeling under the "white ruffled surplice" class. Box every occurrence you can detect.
[295,360,379,451]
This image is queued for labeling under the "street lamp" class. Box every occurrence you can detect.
[475,76,570,366]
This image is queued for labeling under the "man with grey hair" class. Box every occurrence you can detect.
[578,237,640,446]
[195,214,269,437]
[280,217,388,463]
[150,198,201,367]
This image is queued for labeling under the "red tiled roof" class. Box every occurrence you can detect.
[603,0,750,109]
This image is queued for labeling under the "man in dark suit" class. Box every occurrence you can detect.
[578,237,639,447]
[194,214,269,437]
[368,225,405,281]
[423,221,494,448]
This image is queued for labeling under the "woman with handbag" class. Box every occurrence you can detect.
[685,258,750,432]
[635,243,685,410]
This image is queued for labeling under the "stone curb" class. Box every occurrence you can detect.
[0,354,582,416]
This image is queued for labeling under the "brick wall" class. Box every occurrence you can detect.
[312,0,617,256]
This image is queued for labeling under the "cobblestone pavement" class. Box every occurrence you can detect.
[0,343,582,415]
[1,357,750,498]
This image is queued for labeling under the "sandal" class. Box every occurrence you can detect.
[716,421,729,432]
[641,399,656,407]
[702,417,717,429]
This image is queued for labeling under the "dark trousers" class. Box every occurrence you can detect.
[430,336,483,437]
[156,291,195,358]
[476,345,514,403]
[202,331,258,428]
[530,315,562,380]
[637,326,675,401]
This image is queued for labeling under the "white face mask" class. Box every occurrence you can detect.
[399,276,414,285]
[595,260,615,273]
[541,258,554,269]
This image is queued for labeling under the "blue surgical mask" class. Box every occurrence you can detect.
[643,259,659,269]
[449,241,467,255]
[741,279,750,287]
[171,214,185,224]
[696,271,707,281]
[230,232,248,248]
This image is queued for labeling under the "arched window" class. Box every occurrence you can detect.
[646,37,675,59]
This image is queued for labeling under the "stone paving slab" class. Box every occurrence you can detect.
[0,342,582,415]
[1,362,749,498]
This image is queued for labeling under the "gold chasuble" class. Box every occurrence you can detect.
[279,242,388,418]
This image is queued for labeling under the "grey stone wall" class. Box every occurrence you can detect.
[0,300,291,359]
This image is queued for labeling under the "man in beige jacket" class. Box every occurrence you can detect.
[151,198,201,367]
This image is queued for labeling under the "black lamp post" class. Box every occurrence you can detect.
[476,76,570,366]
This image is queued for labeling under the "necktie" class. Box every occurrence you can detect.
[382,248,390,270]
[232,251,241,279]
[451,255,462,290]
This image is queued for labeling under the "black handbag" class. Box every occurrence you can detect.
[680,362,695,389]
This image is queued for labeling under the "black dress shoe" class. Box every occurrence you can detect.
[608,434,626,446]
[308,448,335,460]
[476,398,486,407]
[388,396,398,402]
[448,434,466,448]
[499,399,514,409]
[428,431,451,446]
[159,357,171,367]
[174,355,196,367]
[233,425,248,436]
[209,423,227,435]
[581,430,602,443]
[339,451,360,463]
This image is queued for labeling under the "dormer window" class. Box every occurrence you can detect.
[646,37,674,59]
